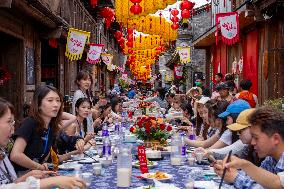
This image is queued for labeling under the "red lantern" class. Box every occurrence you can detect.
[130,0,142,3]
[130,4,142,14]
[171,9,179,16]
[90,0,97,8]
[119,44,125,49]
[100,7,115,19]
[114,31,123,39]
[118,38,125,44]
[128,49,134,54]
[181,9,190,19]
[126,41,133,47]
[170,16,179,23]
[127,34,133,41]
[180,0,194,10]
[127,28,134,34]
[171,23,179,30]
[105,19,111,29]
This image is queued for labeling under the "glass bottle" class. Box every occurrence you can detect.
[117,145,132,187]
[170,133,182,166]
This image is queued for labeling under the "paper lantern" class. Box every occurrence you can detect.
[130,4,142,14]
[170,16,179,23]
[171,23,179,30]
[100,7,115,19]
[130,0,142,3]
[181,9,190,19]
[90,0,97,8]
[114,31,123,39]
[171,9,179,16]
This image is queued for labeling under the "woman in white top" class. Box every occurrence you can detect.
[0,98,86,188]
[72,70,94,133]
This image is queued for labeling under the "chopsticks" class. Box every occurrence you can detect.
[83,152,99,162]
[218,150,232,189]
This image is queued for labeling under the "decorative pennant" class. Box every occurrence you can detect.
[87,44,104,64]
[216,12,239,45]
[177,47,191,64]
[101,53,113,65]
[174,64,183,79]
[65,28,90,61]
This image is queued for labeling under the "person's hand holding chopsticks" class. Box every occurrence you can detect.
[213,158,238,183]
[223,155,249,170]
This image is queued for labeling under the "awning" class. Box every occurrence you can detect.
[192,3,255,48]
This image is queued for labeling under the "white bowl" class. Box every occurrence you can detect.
[99,158,112,167]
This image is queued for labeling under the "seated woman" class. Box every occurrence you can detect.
[0,98,86,189]
[192,100,250,159]
[58,98,96,154]
[110,97,122,120]
[184,100,229,148]
[10,86,84,174]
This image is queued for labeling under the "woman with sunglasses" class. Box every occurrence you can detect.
[10,86,84,173]
[0,98,86,189]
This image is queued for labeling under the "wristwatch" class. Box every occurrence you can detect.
[26,176,40,189]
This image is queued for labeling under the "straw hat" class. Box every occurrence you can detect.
[227,108,255,131]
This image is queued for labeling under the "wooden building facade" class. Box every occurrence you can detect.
[192,0,284,103]
[0,0,120,119]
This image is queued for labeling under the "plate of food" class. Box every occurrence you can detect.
[132,160,158,168]
[135,185,179,189]
[141,171,173,181]
[78,158,97,164]
[58,163,81,171]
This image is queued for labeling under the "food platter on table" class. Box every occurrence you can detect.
[132,160,158,168]
[78,158,97,164]
[58,163,81,171]
[141,171,173,181]
[135,185,179,189]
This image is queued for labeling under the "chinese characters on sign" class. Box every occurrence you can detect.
[177,47,191,64]
[65,28,90,61]
[87,44,104,64]
[216,12,239,45]
[137,146,149,174]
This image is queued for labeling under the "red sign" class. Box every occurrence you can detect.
[137,146,149,174]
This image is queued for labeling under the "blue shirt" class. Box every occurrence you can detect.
[234,152,284,189]
[128,90,136,99]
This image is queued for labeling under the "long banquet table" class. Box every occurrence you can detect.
[58,149,234,189]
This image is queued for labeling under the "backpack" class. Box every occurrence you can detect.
[238,91,256,108]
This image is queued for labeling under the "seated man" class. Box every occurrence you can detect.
[214,107,284,189]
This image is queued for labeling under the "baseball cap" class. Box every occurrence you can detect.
[218,99,251,118]
[227,108,255,131]
[216,82,230,91]
[196,96,210,105]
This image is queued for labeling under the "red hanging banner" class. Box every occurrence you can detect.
[137,146,149,174]
[216,12,239,45]
[174,64,183,79]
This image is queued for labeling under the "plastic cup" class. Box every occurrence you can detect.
[188,157,195,166]
[195,152,204,163]
[80,173,92,187]
[184,177,194,189]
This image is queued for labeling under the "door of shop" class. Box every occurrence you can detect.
[0,32,24,118]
